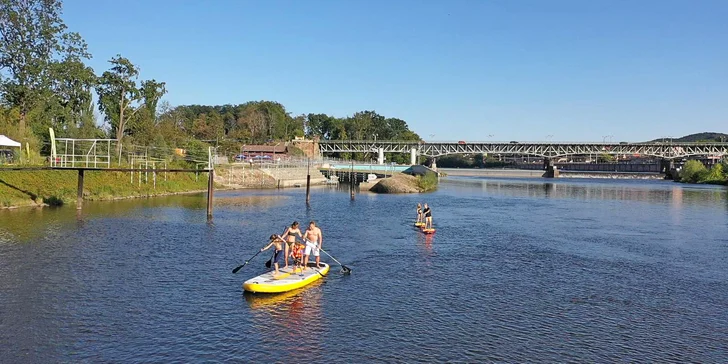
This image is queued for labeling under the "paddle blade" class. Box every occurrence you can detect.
[232,264,245,274]
[341,265,352,274]
[265,258,272,268]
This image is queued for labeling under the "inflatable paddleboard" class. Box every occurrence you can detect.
[414,222,425,227]
[421,228,436,234]
[243,262,330,293]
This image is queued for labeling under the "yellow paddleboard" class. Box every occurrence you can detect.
[414,222,425,227]
[243,262,330,293]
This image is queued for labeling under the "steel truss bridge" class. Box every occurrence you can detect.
[319,140,728,160]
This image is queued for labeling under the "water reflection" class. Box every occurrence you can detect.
[445,177,727,207]
[244,282,325,362]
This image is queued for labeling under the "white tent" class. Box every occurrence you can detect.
[0,135,21,148]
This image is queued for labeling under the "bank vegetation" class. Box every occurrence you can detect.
[679,160,728,185]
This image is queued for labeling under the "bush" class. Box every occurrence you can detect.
[703,163,726,184]
[680,160,708,183]
[416,172,438,192]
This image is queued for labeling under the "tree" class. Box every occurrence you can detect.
[128,79,166,145]
[680,160,708,183]
[96,55,140,156]
[0,0,91,134]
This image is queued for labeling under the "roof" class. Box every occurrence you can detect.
[0,135,21,147]
[241,145,287,153]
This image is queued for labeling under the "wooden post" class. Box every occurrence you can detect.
[207,168,214,219]
[76,169,84,210]
[306,158,311,204]
[350,161,355,200]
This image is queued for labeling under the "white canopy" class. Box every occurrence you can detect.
[0,135,21,147]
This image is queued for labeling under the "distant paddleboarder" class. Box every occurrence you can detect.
[423,203,433,229]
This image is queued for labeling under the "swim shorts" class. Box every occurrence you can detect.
[304,240,320,257]
[273,249,283,265]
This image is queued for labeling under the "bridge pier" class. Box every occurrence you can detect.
[542,158,559,178]
[377,148,384,165]
[410,148,417,165]
[660,158,677,180]
[431,158,437,170]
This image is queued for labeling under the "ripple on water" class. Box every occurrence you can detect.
[0,180,727,362]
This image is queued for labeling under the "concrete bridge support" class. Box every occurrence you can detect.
[542,157,559,178]
[410,148,417,165]
[660,158,677,180]
[431,158,437,170]
[377,148,384,165]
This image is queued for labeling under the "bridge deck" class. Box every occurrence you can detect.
[319,140,728,159]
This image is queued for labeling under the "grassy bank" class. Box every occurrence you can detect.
[0,168,209,208]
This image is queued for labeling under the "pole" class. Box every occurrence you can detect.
[207,168,214,219]
[76,169,84,210]
[350,161,355,200]
[306,158,311,204]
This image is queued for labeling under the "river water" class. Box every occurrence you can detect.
[1,177,726,363]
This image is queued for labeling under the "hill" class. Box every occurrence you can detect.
[649,132,728,143]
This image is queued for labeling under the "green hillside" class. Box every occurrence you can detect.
[650,132,728,143]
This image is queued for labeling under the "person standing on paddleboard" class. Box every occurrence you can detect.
[281,221,303,269]
[260,234,286,276]
[423,203,433,229]
[416,203,423,223]
[303,221,323,270]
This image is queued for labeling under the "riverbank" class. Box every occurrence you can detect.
[0,169,208,209]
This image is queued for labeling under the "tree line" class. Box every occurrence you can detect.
[0,0,420,164]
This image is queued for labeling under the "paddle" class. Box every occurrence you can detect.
[232,250,262,274]
[318,247,352,274]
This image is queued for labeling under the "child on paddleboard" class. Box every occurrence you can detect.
[260,234,286,275]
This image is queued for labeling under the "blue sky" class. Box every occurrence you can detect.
[63,0,727,142]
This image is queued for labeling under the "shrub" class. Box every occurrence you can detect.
[680,160,708,183]
[416,172,439,192]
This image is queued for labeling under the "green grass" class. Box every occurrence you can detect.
[0,169,209,208]
[416,172,439,192]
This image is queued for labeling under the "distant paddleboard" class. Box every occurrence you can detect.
[414,222,425,227]
[421,228,436,234]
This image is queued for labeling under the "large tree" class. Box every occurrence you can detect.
[96,55,140,156]
[0,0,91,134]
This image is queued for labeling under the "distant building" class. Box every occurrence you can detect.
[241,145,287,154]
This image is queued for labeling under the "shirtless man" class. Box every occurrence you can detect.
[281,221,303,268]
[302,221,323,269]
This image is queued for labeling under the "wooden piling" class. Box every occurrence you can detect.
[76,169,84,210]
[207,169,214,219]
[350,161,355,200]
[305,159,311,204]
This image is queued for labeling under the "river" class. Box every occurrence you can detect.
[1,177,726,362]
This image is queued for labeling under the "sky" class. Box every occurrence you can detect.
[62,0,728,142]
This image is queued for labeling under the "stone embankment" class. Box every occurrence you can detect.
[214,165,328,189]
